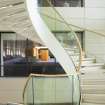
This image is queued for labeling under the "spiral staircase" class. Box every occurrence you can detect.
[23,0,105,105]
[23,0,82,105]
[0,0,105,105]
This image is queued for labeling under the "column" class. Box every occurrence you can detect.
[0,33,4,76]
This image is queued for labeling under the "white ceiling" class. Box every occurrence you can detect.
[0,0,43,44]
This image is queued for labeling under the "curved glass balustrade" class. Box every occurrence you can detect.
[24,1,105,105]
[23,74,81,105]
[24,1,81,105]
[38,0,105,64]
[38,0,82,71]
[40,8,105,63]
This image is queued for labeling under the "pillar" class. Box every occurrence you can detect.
[0,33,4,76]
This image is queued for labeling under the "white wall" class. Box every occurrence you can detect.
[85,31,105,62]
[56,0,105,32]
[84,0,105,61]
[56,0,105,61]
[85,0,105,32]
[42,1,105,32]
[0,78,27,104]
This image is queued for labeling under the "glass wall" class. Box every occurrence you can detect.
[24,75,80,105]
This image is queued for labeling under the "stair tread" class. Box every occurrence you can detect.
[81,68,105,71]
[81,85,105,94]
[82,58,95,61]
[82,63,104,67]
[81,85,105,88]
[82,94,105,103]
[81,103,105,105]
[81,76,105,80]
[81,58,105,104]
[81,76,105,85]
[82,93,105,97]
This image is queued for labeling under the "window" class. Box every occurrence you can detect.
[1,32,38,77]
[1,32,63,77]
[3,33,27,58]
[38,0,84,7]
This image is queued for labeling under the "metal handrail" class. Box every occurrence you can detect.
[40,12,105,38]
[39,12,105,65]
[39,0,83,72]
[23,0,82,104]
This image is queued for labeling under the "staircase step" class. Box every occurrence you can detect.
[81,66,103,70]
[7,103,23,105]
[81,102,105,105]
[81,67,105,71]
[81,69,105,76]
[81,63,104,68]
[81,58,105,105]
[68,53,79,56]
[82,94,105,104]
[81,69,105,74]
[81,85,105,94]
[82,58,95,61]
[82,58,95,65]
[81,76,105,80]
[81,73,105,79]
[81,71,105,75]
[81,79,105,85]
[82,61,93,65]
[64,48,76,51]
[81,68,104,71]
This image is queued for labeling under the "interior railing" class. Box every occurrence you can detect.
[24,0,82,105]
[38,0,82,72]
[24,1,105,105]
[23,74,81,105]
[38,0,105,64]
